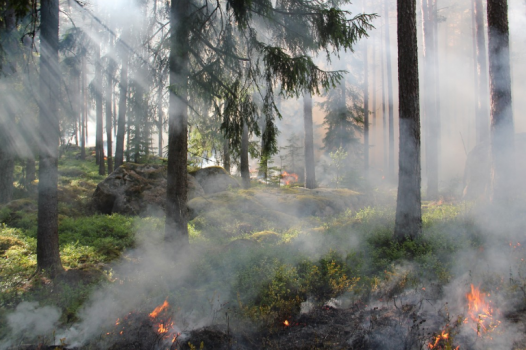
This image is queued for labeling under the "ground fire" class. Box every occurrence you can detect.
[465,284,500,336]
[281,171,298,185]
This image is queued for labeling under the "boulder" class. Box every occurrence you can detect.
[92,164,204,215]
[189,166,240,194]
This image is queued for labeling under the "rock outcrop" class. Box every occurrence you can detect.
[92,163,204,215]
[189,166,240,194]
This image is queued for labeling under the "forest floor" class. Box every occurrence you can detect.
[2,148,526,349]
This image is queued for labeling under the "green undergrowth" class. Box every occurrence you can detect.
[0,151,497,342]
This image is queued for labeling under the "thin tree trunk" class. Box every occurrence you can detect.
[474,0,489,144]
[165,0,190,244]
[94,43,105,175]
[0,141,15,204]
[487,0,514,203]
[303,92,316,189]
[115,38,128,169]
[363,40,370,174]
[80,57,86,160]
[381,28,388,173]
[372,35,377,150]
[240,122,250,189]
[26,157,36,185]
[258,122,267,180]
[105,42,114,174]
[223,137,230,174]
[384,0,395,180]
[394,0,422,241]
[157,74,164,157]
[421,0,439,199]
[37,0,63,276]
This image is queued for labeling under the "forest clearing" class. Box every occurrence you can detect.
[1,0,526,348]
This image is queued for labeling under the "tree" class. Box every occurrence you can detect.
[37,0,63,275]
[94,42,105,175]
[114,35,129,169]
[394,0,422,241]
[384,0,395,180]
[240,122,250,188]
[487,0,514,203]
[303,92,316,188]
[164,0,375,244]
[473,0,489,144]
[421,0,439,199]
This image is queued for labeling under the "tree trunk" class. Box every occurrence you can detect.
[37,0,63,276]
[115,38,129,169]
[105,45,114,174]
[487,0,514,203]
[94,43,105,175]
[165,0,190,245]
[421,0,439,199]
[303,92,316,189]
[26,157,36,185]
[474,0,490,144]
[223,137,230,174]
[80,57,86,160]
[240,122,250,189]
[384,0,395,181]
[381,28,388,173]
[0,139,14,204]
[157,74,164,158]
[258,122,267,180]
[372,36,377,149]
[394,0,422,241]
[363,40,370,175]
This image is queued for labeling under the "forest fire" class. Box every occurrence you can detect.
[465,284,500,336]
[281,171,298,185]
[149,300,179,341]
[428,330,458,349]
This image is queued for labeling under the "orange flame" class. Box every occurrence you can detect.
[281,172,298,185]
[465,284,500,336]
[284,320,289,326]
[149,300,169,318]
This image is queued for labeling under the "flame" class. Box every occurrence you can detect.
[284,320,289,326]
[281,171,298,185]
[149,300,169,318]
[428,330,459,350]
[465,284,500,336]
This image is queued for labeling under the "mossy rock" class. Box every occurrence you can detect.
[0,235,25,255]
[251,230,280,244]
[189,166,240,194]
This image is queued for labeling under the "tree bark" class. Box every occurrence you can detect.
[384,0,395,181]
[474,0,490,144]
[37,0,63,276]
[240,122,250,189]
[303,92,316,189]
[114,38,129,169]
[487,0,514,204]
[165,0,190,245]
[94,43,105,175]
[394,0,422,241]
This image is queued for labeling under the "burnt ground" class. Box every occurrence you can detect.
[178,302,526,350]
[8,300,526,350]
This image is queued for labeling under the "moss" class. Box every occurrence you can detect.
[0,234,25,255]
[251,231,280,244]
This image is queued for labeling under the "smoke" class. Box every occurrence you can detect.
[0,302,61,350]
